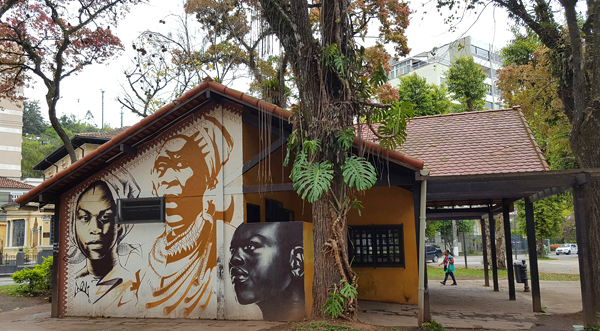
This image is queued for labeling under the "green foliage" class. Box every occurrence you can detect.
[321,280,358,319]
[417,320,446,331]
[11,256,53,294]
[445,56,487,112]
[371,101,414,151]
[337,129,355,150]
[341,156,377,191]
[584,325,600,331]
[21,135,55,177]
[22,100,49,136]
[501,26,543,67]
[396,74,451,116]
[515,194,568,247]
[290,151,335,203]
[429,219,476,240]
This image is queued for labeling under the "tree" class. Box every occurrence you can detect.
[515,195,564,257]
[498,31,576,257]
[445,56,487,112]
[436,0,600,313]
[185,0,412,320]
[500,26,543,67]
[0,0,145,163]
[21,135,55,177]
[396,74,451,116]
[498,43,575,171]
[22,100,49,136]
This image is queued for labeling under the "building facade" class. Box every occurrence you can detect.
[388,36,503,109]
[0,91,23,178]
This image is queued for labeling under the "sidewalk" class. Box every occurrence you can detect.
[359,279,583,330]
[0,279,584,331]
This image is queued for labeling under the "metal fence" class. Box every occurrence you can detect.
[0,252,43,275]
[427,233,529,255]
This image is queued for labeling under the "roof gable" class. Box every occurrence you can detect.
[18,79,422,205]
[397,108,549,175]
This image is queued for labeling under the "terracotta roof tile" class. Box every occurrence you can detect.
[0,177,34,189]
[359,108,549,176]
[76,126,130,139]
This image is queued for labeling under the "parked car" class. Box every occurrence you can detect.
[556,243,578,255]
[426,245,442,263]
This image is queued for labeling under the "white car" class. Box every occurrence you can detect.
[556,244,578,255]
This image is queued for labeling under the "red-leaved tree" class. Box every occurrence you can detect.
[0,0,145,162]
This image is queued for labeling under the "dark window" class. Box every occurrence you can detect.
[348,225,404,268]
[118,197,165,223]
[265,199,294,222]
[12,219,25,247]
[246,203,261,223]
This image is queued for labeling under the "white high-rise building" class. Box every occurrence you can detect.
[0,90,23,179]
[388,36,503,109]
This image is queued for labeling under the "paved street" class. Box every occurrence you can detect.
[431,253,581,274]
[0,276,16,286]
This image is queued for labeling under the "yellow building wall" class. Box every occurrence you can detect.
[242,121,312,223]
[241,120,417,306]
[347,186,418,304]
[0,224,6,252]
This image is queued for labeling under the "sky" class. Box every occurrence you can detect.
[24,0,514,130]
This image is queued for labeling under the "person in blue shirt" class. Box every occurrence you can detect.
[439,250,457,285]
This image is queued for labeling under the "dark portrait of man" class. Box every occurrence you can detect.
[74,181,120,278]
[229,222,305,321]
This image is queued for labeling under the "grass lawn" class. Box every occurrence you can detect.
[427,266,580,281]
[0,284,31,297]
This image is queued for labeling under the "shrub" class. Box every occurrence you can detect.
[418,320,446,331]
[550,244,561,251]
[11,256,52,294]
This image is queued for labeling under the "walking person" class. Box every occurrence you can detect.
[439,250,457,285]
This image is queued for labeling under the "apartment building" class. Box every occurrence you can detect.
[0,90,23,178]
[388,36,503,109]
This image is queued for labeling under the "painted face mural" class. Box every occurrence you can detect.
[229,222,305,321]
[66,169,142,309]
[75,182,118,264]
[147,115,234,316]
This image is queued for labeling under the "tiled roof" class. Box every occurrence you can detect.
[18,78,422,205]
[359,108,549,176]
[0,177,34,189]
[76,126,130,139]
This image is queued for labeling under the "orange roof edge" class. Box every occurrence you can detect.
[355,138,424,169]
[16,80,419,205]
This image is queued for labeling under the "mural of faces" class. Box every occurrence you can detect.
[74,181,119,278]
[229,222,305,321]
[147,115,235,316]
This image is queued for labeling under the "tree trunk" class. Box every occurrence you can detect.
[536,238,545,257]
[46,88,77,163]
[495,216,507,270]
[452,220,458,254]
[570,127,600,311]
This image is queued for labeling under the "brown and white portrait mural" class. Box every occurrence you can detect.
[64,168,144,311]
[146,115,234,316]
[60,104,308,320]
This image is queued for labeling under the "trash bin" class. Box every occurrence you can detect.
[514,261,524,283]
[513,259,530,292]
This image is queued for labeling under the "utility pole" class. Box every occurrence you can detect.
[101,89,105,130]
[120,106,124,128]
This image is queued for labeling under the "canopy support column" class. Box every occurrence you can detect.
[524,199,542,312]
[480,217,490,287]
[488,207,499,292]
[503,199,516,300]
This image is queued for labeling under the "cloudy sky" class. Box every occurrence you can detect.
[24,0,514,129]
